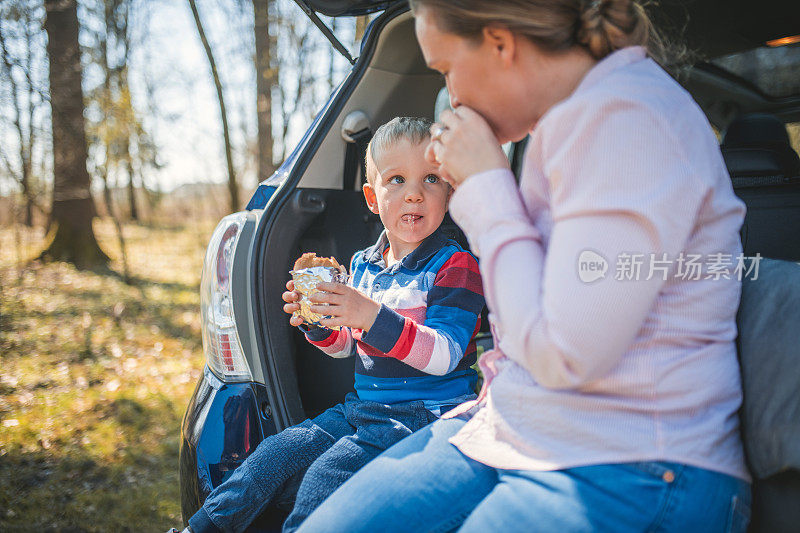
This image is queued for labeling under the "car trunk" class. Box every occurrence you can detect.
[246,2,800,531]
[251,7,444,429]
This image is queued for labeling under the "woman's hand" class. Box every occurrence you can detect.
[308,282,381,331]
[282,280,305,327]
[427,106,510,189]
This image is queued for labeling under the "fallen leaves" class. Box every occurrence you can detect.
[0,218,213,531]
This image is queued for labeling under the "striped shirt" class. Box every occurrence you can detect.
[304,228,485,404]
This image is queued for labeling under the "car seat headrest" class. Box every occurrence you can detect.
[721,113,800,178]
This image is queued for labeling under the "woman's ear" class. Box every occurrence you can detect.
[363,183,379,213]
[482,25,516,66]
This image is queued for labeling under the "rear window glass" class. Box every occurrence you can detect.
[711,43,800,98]
[788,123,800,155]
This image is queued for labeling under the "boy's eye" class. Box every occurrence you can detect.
[389,175,404,184]
[424,174,439,184]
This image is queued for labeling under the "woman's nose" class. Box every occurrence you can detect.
[446,80,460,108]
[449,90,460,109]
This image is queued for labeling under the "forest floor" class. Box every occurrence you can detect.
[0,217,216,531]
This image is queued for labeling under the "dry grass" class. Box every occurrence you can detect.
[0,217,217,531]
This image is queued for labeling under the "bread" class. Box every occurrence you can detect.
[290,252,346,330]
[293,252,344,272]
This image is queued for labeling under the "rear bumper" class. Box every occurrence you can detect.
[179,367,277,522]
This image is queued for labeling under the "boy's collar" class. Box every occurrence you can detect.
[362,227,448,271]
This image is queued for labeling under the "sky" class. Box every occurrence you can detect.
[126,0,355,193]
[0,0,358,196]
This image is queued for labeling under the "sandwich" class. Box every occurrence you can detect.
[290,253,347,329]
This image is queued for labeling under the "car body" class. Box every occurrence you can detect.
[178,1,800,530]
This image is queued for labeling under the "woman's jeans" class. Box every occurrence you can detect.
[297,417,752,533]
[188,393,438,533]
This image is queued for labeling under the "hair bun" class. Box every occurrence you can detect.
[577,0,646,59]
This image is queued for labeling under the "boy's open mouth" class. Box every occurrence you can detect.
[401,214,423,223]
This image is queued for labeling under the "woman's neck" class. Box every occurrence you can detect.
[522,44,598,124]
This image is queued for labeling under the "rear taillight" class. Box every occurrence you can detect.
[200,213,252,382]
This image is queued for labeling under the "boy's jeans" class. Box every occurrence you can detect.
[187,393,439,533]
[298,417,752,533]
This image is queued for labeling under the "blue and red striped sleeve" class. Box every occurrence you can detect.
[303,325,355,358]
[361,251,484,375]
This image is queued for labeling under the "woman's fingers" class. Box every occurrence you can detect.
[424,141,439,166]
[439,167,456,188]
[438,108,461,129]
[289,315,304,327]
[427,105,509,187]
[283,302,300,314]
[286,279,295,291]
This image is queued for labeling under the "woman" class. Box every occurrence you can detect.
[296,1,751,531]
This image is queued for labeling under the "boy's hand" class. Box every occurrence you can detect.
[282,280,305,327]
[308,282,381,331]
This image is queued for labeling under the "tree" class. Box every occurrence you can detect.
[104,0,139,221]
[82,0,160,223]
[273,2,317,162]
[0,0,47,227]
[188,0,239,212]
[40,0,110,268]
[253,0,275,181]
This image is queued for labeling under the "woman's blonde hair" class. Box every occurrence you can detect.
[409,0,669,64]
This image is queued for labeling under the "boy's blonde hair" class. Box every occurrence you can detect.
[365,117,434,185]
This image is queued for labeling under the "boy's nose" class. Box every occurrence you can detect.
[405,188,423,203]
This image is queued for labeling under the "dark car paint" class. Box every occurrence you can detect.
[179,368,277,521]
[300,0,402,17]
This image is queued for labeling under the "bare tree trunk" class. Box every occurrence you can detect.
[124,139,138,220]
[328,18,337,92]
[188,0,239,212]
[253,0,275,180]
[355,15,368,45]
[99,1,115,220]
[106,0,139,221]
[101,143,131,283]
[24,10,37,227]
[40,0,110,268]
[0,19,34,227]
[99,0,131,280]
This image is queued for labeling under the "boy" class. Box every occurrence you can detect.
[180,117,484,533]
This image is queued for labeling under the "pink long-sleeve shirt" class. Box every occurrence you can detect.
[445,46,750,481]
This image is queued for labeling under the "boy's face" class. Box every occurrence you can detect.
[363,138,452,257]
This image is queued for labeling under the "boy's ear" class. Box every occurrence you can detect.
[362,183,379,214]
